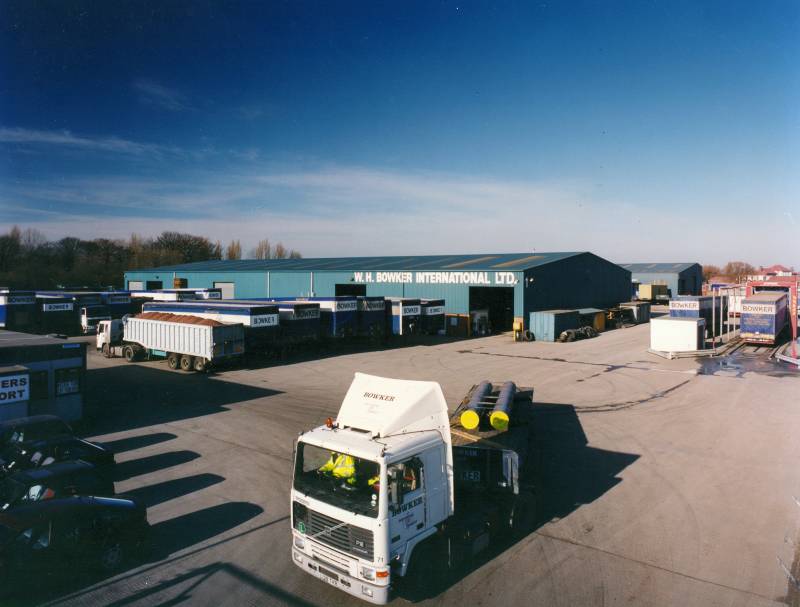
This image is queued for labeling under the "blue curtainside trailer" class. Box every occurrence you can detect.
[740,292,789,345]
[0,290,37,331]
[283,297,357,338]
[356,296,387,339]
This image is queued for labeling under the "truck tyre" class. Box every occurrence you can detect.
[401,537,446,600]
[123,345,136,362]
[180,355,193,372]
[167,353,180,370]
[193,357,208,373]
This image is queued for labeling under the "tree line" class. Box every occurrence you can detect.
[701,262,760,282]
[0,226,301,290]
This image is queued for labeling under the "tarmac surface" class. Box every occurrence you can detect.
[21,322,800,607]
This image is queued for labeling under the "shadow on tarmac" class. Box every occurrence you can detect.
[121,472,225,508]
[99,432,178,454]
[114,450,201,481]
[398,402,640,603]
[80,364,283,435]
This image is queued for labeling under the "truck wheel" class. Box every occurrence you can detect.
[180,355,194,372]
[123,345,136,362]
[167,353,180,370]
[193,357,208,373]
[402,537,447,599]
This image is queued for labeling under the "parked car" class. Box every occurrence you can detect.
[0,460,114,512]
[0,436,115,482]
[0,495,149,587]
[0,416,73,451]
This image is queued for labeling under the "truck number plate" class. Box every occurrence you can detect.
[318,566,339,587]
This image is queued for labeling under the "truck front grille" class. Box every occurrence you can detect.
[304,508,374,561]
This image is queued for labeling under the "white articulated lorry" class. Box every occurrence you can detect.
[96,312,245,372]
[290,373,535,603]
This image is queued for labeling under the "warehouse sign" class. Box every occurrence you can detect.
[351,271,518,286]
[0,374,29,403]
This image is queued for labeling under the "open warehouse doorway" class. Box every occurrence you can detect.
[335,284,367,296]
[469,286,514,333]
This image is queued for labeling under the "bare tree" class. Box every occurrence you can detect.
[722,261,756,282]
[289,250,302,259]
[273,242,288,259]
[252,239,272,260]
[702,264,721,281]
[226,239,242,260]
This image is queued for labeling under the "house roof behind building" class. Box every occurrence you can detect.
[618,262,699,274]
[129,252,587,273]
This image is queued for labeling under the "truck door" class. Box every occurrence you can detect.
[388,457,426,550]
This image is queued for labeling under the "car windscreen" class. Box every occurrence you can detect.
[293,442,380,518]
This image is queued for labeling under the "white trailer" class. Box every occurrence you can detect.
[96,313,245,372]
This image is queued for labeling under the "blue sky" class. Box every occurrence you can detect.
[1,1,798,266]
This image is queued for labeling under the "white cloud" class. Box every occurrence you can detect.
[0,127,181,157]
[2,164,797,266]
[133,79,192,112]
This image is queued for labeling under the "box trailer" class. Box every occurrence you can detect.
[385,298,421,336]
[420,299,446,335]
[356,297,387,339]
[740,292,789,345]
[0,290,37,332]
[96,313,244,372]
[282,297,358,339]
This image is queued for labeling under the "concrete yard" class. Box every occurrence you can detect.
[25,323,800,607]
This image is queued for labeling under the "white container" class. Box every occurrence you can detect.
[650,317,706,352]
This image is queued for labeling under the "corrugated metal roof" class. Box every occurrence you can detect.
[129,252,584,273]
[617,262,699,273]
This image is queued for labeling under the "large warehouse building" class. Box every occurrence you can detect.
[619,262,703,297]
[125,252,631,331]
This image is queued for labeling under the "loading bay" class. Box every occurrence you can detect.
[24,321,800,607]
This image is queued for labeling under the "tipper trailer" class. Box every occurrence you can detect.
[96,313,245,372]
[290,373,535,604]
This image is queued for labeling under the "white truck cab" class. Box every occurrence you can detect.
[291,373,455,603]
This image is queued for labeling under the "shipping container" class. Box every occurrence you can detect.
[740,292,789,345]
[421,299,446,335]
[529,310,580,342]
[650,317,706,352]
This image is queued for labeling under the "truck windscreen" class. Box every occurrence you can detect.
[293,442,380,518]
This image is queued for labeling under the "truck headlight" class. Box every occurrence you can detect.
[294,536,305,549]
[362,586,374,597]
[293,551,303,564]
[360,566,375,581]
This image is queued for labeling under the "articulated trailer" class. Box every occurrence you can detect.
[290,374,535,604]
[96,313,245,372]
